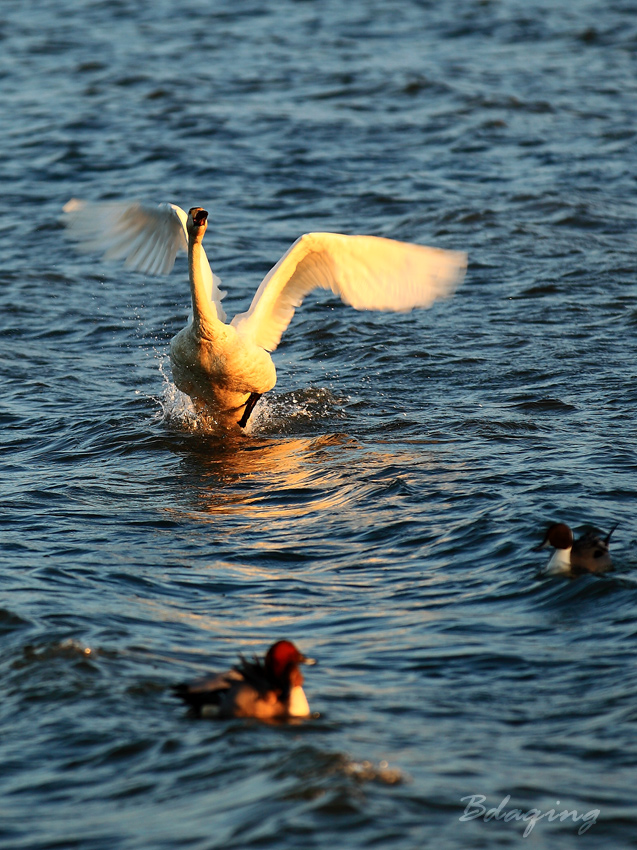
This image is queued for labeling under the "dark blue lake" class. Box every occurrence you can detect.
[1,1,637,847]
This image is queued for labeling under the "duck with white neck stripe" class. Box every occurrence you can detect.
[534,522,617,576]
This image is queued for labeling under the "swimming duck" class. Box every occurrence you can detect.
[533,522,617,576]
[63,199,467,428]
[172,640,316,720]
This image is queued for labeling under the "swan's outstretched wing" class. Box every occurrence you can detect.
[231,232,467,351]
[62,199,226,321]
[63,199,188,275]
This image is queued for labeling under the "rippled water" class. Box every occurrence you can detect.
[2,1,637,847]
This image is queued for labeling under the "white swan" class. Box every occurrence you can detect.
[63,199,467,428]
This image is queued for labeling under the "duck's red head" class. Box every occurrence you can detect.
[265,640,316,685]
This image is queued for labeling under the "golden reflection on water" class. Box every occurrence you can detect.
[163,429,475,552]
[134,424,471,647]
[175,433,366,519]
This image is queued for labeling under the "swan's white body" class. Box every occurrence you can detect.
[63,199,467,428]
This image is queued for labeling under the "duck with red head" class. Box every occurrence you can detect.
[172,640,316,720]
[534,522,617,576]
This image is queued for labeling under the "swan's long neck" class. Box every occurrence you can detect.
[188,237,222,336]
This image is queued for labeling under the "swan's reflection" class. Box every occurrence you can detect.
[174,430,363,519]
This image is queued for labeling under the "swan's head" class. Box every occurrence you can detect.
[187,207,209,242]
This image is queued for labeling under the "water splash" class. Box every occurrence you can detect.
[254,388,348,435]
[157,351,346,435]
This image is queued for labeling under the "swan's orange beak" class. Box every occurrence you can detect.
[193,209,208,225]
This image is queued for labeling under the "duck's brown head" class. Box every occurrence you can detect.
[534,522,574,552]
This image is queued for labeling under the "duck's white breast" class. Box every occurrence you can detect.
[288,686,310,717]
[543,547,572,575]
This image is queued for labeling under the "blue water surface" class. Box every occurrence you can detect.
[1,1,637,848]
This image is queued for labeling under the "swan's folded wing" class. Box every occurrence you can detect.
[62,199,188,276]
[231,232,467,351]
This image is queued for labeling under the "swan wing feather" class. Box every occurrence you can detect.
[231,232,466,351]
[63,199,187,275]
[62,199,227,321]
